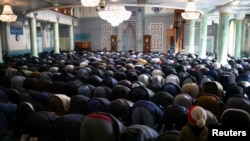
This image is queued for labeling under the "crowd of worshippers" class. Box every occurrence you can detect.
[0,50,250,141]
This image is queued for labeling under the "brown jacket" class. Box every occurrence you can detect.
[178,123,208,141]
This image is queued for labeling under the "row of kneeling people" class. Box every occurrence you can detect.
[0,92,250,141]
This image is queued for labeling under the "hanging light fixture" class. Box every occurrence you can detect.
[0,4,17,22]
[181,0,200,20]
[81,0,100,7]
[231,0,240,6]
[98,6,132,26]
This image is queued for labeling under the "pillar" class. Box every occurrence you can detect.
[217,7,231,65]
[187,20,195,54]
[234,12,245,59]
[117,25,123,52]
[53,22,60,54]
[199,13,208,59]
[0,22,3,63]
[69,25,74,51]
[29,18,39,58]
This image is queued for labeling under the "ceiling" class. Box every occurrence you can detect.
[2,0,250,20]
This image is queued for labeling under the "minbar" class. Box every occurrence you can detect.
[75,41,91,51]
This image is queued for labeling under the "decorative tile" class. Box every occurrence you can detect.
[150,23,163,50]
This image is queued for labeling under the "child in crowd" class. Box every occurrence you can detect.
[178,105,208,141]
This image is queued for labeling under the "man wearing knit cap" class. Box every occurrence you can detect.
[178,105,208,141]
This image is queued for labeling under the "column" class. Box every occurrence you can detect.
[29,18,39,58]
[117,25,123,52]
[187,20,195,54]
[234,12,245,59]
[217,7,231,65]
[198,13,208,59]
[0,22,3,63]
[215,18,220,55]
[136,7,144,52]
[69,25,74,51]
[53,22,60,54]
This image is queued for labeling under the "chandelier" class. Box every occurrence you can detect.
[81,0,100,7]
[98,6,132,26]
[181,0,200,20]
[0,4,17,22]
